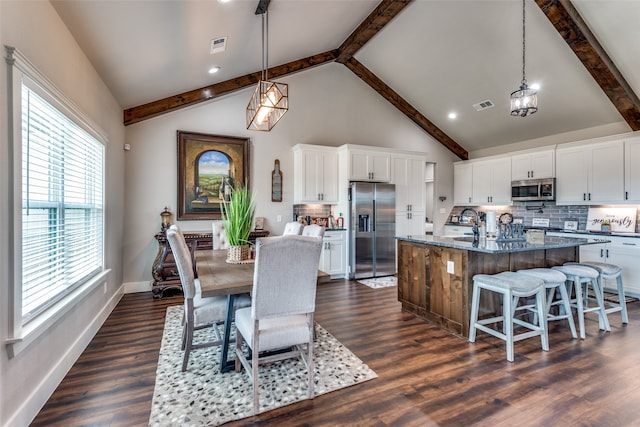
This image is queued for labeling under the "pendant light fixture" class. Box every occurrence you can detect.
[510,0,538,117]
[246,3,288,131]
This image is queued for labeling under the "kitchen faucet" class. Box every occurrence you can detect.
[460,207,480,241]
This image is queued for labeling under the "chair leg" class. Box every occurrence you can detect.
[558,282,578,339]
[590,278,611,332]
[617,275,629,324]
[252,340,260,414]
[504,292,514,362]
[536,290,549,352]
[469,284,481,342]
[573,279,586,340]
[182,323,193,372]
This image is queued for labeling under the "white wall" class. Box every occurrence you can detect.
[123,62,459,286]
[0,1,126,426]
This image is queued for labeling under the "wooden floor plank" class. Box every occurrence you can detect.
[32,280,640,426]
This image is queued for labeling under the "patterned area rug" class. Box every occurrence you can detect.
[149,306,377,426]
[357,276,397,289]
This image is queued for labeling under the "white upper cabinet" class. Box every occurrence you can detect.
[511,149,555,180]
[471,157,512,205]
[392,156,425,212]
[453,162,473,205]
[556,140,624,204]
[293,145,338,204]
[624,137,640,202]
[348,150,390,182]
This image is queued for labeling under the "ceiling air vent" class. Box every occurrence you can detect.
[473,99,495,111]
[210,37,228,54]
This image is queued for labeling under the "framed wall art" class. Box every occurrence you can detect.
[177,131,250,220]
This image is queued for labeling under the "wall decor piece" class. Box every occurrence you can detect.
[586,207,637,232]
[177,131,249,220]
[272,159,282,202]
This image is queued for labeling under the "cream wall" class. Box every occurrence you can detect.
[123,62,459,287]
[0,1,126,426]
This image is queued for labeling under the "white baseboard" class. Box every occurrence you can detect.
[7,286,123,427]
[123,281,152,294]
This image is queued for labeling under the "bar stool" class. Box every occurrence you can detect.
[551,264,610,339]
[564,261,628,325]
[515,268,578,339]
[469,271,548,362]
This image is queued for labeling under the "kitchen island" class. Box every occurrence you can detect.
[396,235,608,338]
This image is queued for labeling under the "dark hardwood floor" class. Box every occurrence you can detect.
[32,280,640,426]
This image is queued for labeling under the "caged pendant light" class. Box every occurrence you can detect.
[246,4,288,131]
[510,0,538,117]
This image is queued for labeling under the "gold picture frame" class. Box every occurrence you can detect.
[177,131,249,220]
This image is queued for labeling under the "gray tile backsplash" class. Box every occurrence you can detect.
[450,203,640,232]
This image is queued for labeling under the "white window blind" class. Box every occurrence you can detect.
[21,83,104,324]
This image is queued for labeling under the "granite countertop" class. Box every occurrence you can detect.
[396,234,610,254]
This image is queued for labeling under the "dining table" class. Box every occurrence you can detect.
[195,249,329,372]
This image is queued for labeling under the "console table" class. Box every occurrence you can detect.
[152,229,270,298]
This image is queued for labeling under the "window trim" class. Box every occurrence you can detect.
[4,46,109,358]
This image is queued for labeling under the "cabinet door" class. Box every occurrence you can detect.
[625,138,640,202]
[590,142,624,203]
[530,150,554,179]
[349,151,390,181]
[490,157,512,204]
[300,150,322,202]
[396,210,425,237]
[393,156,425,211]
[511,154,533,181]
[320,150,338,203]
[608,243,640,297]
[453,162,473,205]
[320,233,346,276]
[556,147,590,203]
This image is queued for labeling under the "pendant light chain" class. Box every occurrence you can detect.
[521,0,527,86]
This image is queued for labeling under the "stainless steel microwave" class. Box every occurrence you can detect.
[511,178,555,201]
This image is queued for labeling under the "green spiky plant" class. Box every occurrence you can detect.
[220,184,255,247]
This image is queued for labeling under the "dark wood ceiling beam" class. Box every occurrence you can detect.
[336,0,413,64]
[344,57,468,160]
[536,0,640,130]
[123,49,338,126]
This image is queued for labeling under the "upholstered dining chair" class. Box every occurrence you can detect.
[282,221,303,235]
[234,235,323,414]
[166,228,250,371]
[302,224,325,238]
[211,220,229,250]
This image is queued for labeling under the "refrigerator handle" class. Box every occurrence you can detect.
[372,200,376,231]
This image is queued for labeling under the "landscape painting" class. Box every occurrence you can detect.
[177,131,249,220]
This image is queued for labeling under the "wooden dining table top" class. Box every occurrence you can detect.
[195,249,330,298]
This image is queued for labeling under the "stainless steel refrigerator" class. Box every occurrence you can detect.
[349,182,396,279]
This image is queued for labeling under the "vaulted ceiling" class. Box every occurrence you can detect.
[51,0,640,159]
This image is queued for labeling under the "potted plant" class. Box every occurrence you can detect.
[220,184,255,263]
[601,220,611,232]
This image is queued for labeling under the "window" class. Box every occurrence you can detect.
[21,83,104,323]
[5,46,107,355]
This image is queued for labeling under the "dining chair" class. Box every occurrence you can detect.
[302,224,325,238]
[211,220,229,250]
[282,221,303,235]
[166,228,250,371]
[234,235,323,414]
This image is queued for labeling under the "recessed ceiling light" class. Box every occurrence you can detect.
[217,0,232,3]
[208,66,221,74]
[448,112,457,119]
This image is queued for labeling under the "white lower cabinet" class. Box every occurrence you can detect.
[320,231,347,278]
[396,211,425,237]
[549,232,640,298]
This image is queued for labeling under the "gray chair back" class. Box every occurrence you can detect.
[302,224,325,238]
[283,221,303,235]
[212,220,229,250]
[166,228,196,300]
[251,235,322,319]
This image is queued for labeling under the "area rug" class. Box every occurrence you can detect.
[357,276,397,289]
[149,306,377,426]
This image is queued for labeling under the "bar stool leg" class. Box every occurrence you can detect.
[573,278,587,340]
[617,275,629,324]
[558,282,578,339]
[504,291,514,362]
[469,284,480,343]
[536,289,549,351]
[591,277,611,332]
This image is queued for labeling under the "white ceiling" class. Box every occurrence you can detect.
[50,0,640,155]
